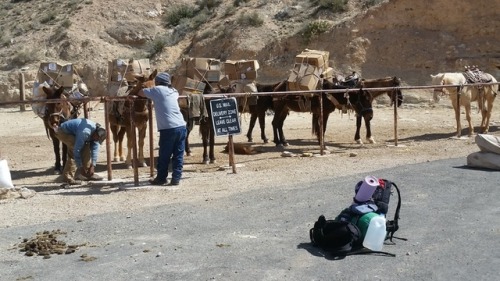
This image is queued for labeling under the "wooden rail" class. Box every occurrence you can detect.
[1,81,498,186]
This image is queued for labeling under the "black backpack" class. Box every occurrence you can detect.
[309,178,405,257]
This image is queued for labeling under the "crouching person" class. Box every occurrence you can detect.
[54,118,107,185]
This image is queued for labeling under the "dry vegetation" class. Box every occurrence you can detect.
[0,0,498,101]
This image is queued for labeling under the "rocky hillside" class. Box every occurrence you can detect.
[0,0,498,102]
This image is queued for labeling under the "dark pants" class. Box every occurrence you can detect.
[156,126,187,182]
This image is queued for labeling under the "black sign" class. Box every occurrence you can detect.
[210,97,241,136]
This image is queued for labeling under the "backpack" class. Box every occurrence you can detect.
[309,178,405,257]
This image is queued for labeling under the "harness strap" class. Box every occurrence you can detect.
[385,182,407,243]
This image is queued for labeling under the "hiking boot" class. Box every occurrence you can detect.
[168,180,180,186]
[149,178,167,186]
[66,178,82,185]
[75,173,89,181]
[74,169,89,181]
[88,174,104,181]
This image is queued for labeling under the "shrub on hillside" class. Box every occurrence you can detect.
[237,12,264,27]
[301,20,331,43]
[163,4,197,27]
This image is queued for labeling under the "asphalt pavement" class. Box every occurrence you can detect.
[1,157,499,281]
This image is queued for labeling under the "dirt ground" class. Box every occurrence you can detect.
[1,96,499,229]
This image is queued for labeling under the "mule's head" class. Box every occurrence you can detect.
[350,90,373,120]
[430,73,445,102]
[42,86,70,130]
[392,88,403,107]
[129,69,158,95]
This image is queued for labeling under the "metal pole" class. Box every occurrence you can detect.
[103,98,113,181]
[148,100,154,177]
[19,72,26,112]
[456,86,461,136]
[228,135,237,174]
[129,98,139,186]
[393,89,398,146]
[319,93,324,155]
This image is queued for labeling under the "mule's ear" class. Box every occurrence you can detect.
[149,69,158,80]
[41,86,52,96]
[55,86,65,98]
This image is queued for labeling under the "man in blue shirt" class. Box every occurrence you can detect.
[138,72,187,186]
[55,118,107,184]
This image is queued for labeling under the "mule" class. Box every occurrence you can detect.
[312,80,374,145]
[180,94,206,157]
[270,80,318,146]
[430,72,497,137]
[107,70,157,168]
[360,77,404,108]
[271,76,402,146]
[222,80,275,143]
[243,82,276,143]
[355,76,404,143]
[41,85,83,174]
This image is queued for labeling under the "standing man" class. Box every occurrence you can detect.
[138,72,187,186]
[54,118,106,184]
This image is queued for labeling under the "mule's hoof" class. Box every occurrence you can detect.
[247,138,253,143]
[120,157,125,161]
[355,139,363,144]
[282,142,289,147]
[367,138,376,144]
[113,157,119,162]
[126,164,133,169]
[54,170,62,175]
[203,160,209,165]
[210,160,216,164]
[263,139,269,144]
[139,162,148,167]
[186,152,192,157]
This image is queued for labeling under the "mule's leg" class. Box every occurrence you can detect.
[257,110,269,143]
[137,126,148,167]
[209,123,216,164]
[450,97,462,137]
[52,137,62,174]
[271,103,289,146]
[200,118,210,165]
[62,143,68,170]
[246,112,258,142]
[125,128,133,169]
[364,113,375,144]
[111,125,119,162]
[118,127,126,161]
[482,95,495,133]
[464,104,474,137]
[479,88,495,134]
[185,118,194,156]
[354,114,363,144]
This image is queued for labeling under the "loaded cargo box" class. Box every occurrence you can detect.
[287,63,322,91]
[178,57,222,82]
[224,60,259,81]
[108,58,151,82]
[38,62,74,88]
[172,76,206,94]
[294,49,330,69]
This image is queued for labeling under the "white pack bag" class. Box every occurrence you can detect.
[0,159,14,188]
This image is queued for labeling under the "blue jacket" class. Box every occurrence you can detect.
[59,118,100,168]
[143,85,186,130]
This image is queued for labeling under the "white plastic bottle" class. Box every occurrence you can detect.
[362,214,387,251]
